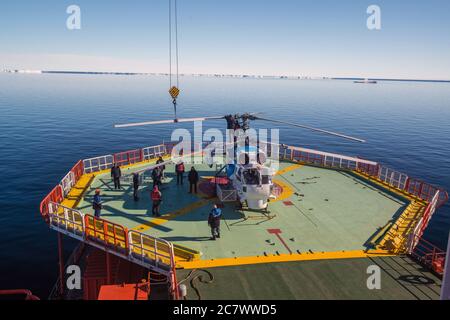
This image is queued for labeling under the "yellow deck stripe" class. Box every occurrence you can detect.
[270,163,303,202]
[272,179,294,202]
[176,249,393,269]
[61,174,94,209]
[276,163,303,175]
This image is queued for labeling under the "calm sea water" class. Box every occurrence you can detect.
[0,73,449,298]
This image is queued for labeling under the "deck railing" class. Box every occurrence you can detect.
[47,201,176,277]
[408,235,446,275]
[40,185,64,221]
[407,191,441,251]
[83,154,114,174]
[271,143,448,208]
[128,231,175,272]
[40,144,168,219]
[48,202,85,241]
[82,144,167,175]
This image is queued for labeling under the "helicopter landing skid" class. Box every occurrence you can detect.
[238,201,272,216]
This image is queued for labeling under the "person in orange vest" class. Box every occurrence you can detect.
[175,161,185,185]
[151,185,162,217]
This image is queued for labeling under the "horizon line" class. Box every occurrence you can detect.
[2,68,450,83]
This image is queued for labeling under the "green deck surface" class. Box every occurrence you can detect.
[176,256,442,300]
[77,160,407,260]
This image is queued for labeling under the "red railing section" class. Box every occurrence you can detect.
[419,205,433,237]
[409,178,448,206]
[40,161,84,220]
[291,149,325,166]
[114,149,143,166]
[71,160,84,182]
[40,185,64,220]
[356,160,447,208]
[357,163,380,177]
[410,236,446,275]
[414,191,441,240]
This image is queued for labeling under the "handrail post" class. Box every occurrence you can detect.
[140,234,144,260]
[106,252,112,285]
[103,221,108,246]
[57,233,65,296]
[154,239,158,269]
[441,231,450,300]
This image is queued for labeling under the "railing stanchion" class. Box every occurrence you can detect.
[441,232,450,300]
[106,252,112,285]
[57,233,64,296]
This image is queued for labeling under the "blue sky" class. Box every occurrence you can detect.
[1,0,449,79]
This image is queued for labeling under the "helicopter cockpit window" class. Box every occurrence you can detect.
[243,169,260,185]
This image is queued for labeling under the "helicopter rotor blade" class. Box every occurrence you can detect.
[114,116,225,128]
[255,117,366,143]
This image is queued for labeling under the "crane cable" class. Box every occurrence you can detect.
[169,0,180,121]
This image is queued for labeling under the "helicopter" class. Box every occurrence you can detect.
[115,113,366,210]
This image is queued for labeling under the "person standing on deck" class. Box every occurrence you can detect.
[133,173,140,201]
[188,167,199,194]
[152,167,162,188]
[93,189,103,218]
[111,164,122,190]
[208,204,222,240]
[151,185,162,217]
[156,157,166,180]
[176,161,185,185]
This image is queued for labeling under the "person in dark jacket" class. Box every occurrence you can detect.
[93,189,102,218]
[188,167,199,194]
[156,157,166,180]
[175,162,185,185]
[133,173,140,201]
[111,164,122,190]
[151,167,162,188]
[151,186,162,217]
[208,204,222,240]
